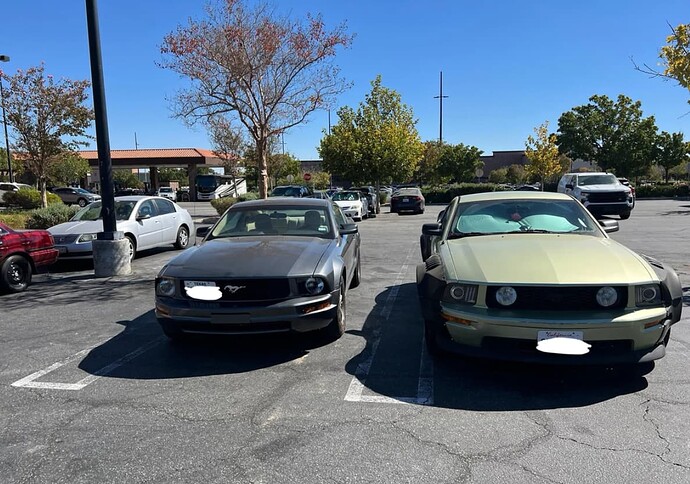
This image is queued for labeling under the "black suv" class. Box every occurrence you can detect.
[350,186,380,215]
[270,185,314,198]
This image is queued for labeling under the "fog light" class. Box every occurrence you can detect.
[496,286,517,306]
[596,286,618,307]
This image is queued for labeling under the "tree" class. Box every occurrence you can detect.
[524,121,562,189]
[112,170,143,190]
[488,167,508,184]
[556,94,657,178]
[319,75,423,188]
[48,152,91,186]
[159,0,353,198]
[208,115,246,196]
[653,131,689,182]
[1,64,93,207]
[416,141,447,186]
[506,164,528,185]
[438,143,483,183]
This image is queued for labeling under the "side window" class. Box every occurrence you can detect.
[0,184,10,191]
[137,200,159,218]
[154,198,175,215]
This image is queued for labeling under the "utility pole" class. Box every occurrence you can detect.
[433,71,448,144]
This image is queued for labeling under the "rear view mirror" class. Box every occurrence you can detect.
[598,219,619,233]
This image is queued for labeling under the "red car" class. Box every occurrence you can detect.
[0,222,59,293]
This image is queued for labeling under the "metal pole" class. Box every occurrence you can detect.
[85,0,117,237]
[0,77,13,183]
[433,71,448,144]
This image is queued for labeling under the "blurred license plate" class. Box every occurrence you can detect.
[403,198,409,202]
[211,314,251,324]
[57,246,67,254]
[537,330,583,341]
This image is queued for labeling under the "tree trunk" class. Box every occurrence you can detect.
[256,133,269,199]
[39,177,48,208]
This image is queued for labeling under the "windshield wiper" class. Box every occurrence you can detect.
[505,229,553,234]
[447,231,488,239]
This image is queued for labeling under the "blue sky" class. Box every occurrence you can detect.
[2,0,688,160]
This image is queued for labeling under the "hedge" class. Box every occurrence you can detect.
[3,188,63,209]
[635,183,689,198]
[209,192,261,215]
[25,204,80,229]
[422,183,512,204]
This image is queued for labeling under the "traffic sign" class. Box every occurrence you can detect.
[303,173,312,181]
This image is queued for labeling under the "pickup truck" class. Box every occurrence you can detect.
[350,186,380,215]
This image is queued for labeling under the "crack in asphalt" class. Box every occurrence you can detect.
[640,399,690,470]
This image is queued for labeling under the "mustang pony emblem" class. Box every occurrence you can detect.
[224,285,246,294]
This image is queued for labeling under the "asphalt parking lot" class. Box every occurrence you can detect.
[1,199,689,483]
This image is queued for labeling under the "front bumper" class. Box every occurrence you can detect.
[583,201,633,215]
[54,242,94,259]
[432,304,671,364]
[155,289,340,335]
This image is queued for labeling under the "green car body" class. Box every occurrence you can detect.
[417,191,683,366]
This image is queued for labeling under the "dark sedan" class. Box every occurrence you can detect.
[0,222,59,293]
[155,198,361,341]
[390,187,425,214]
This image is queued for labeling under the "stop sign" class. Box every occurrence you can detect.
[303,173,312,181]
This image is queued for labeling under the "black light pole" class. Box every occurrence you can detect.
[85,0,117,237]
[433,71,448,144]
[0,55,13,183]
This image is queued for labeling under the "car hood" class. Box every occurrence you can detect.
[334,200,362,207]
[163,237,333,278]
[48,220,119,234]
[442,234,657,284]
[578,184,630,193]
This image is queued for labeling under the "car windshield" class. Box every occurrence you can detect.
[271,186,302,197]
[448,199,601,238]
[331,191,360,201]
[208,206,333,239]
[71,201,137,221]
[75,188,93,194]
[577,174,618,186]
[159,187,173,193]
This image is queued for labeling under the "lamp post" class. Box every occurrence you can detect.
[0,54,12,183]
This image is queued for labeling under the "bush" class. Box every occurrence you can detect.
[636,183,690,198]
[25,204,80,229]
[209,192,261,215]
[3,187,62,209]
[422,183,507,204]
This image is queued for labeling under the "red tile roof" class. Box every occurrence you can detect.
[79,148,222,159]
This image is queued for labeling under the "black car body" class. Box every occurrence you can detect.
[390,187,425,214]
[155,198,361,341]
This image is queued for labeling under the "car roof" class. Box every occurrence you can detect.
[113,195,167,202]
[233,197,330,209]
[458,191,573,203]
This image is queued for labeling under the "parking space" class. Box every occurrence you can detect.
[1,200,689,483]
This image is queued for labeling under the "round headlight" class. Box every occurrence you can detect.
[157,278,176,297]
[495,286,517,306]
[640,286,658,303]
[449,285,466,300]
[305,277,325,295]
[596,286,618,307]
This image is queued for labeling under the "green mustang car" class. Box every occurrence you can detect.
[417,191,683,366]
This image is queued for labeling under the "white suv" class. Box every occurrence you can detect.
[557,172,634,219]
[156,187,177,201]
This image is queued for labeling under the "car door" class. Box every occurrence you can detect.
[134,199,163,249]
[332,204,357,285]
[153,198,179,243]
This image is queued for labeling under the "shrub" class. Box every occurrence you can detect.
[210,197,237,214]
[239,191,260,201]
[25,204,80,229]
[636,183,690,198]
[3,188,62,209]
[422,183,507,204]
[0,212,29,229]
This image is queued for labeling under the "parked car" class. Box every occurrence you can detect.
[350,186,380,215]
[557,172,634,219]
[617,177,636,208]
[155,197,361,341]
[310,190,331,200]
[156,186,177,201]
[270,185,313,198]
[417,191,683,368]
[48,196,194,262]
[0,182,32,205]
[390,187,425,214]
[0,222,59,293]
[114,188,145,197]
[51,186,102,207]
[331,190,369,221]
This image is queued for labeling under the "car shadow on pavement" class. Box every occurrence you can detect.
[77,310,331,379]
[345,283,649,412]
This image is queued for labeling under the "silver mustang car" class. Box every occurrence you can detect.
[155,198,361,341]
[48,196,194,261]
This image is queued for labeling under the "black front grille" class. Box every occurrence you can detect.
[486,286,628,311]
[586,191,629,203]
[483,337,634,356]
[183,279,291,302]
[180,321,291,334]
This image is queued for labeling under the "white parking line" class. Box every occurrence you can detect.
[11,338,164,391]
[344,246,434,405]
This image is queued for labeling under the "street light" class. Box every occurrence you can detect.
[0,54,12,183]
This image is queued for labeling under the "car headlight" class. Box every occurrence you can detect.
[596,286,618,307]
[635,284,662,307]
[445,284,478,305]
[495,286,517,306]
[579,191,589,202]
[156,277,177,297]
[305,277,326,295]
[77,233,98,243]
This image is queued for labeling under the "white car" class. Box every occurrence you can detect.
[557,172,634,219]
[156,187,177,201]
[0,182,32,205]
[48,196,194,261]
[330,191,369,221]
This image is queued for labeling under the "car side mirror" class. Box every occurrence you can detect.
[565,183,574,190]
[196,226,211,238]
[339,223,358,235]
[598,219,619,233]
[422,223,443,236]
[136,213,151,221]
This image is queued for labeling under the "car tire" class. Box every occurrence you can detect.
[363,210,368,220]
[77,198,87,207]
[174,226,190,249]
[0,255,32,293]
[620,211,631,220]
[350,254,361,289]
[125,235,136,262]
[323,278,346,341]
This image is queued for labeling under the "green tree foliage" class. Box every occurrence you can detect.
[506,164,528,185]
[488,167,508,184]
[159,0,353,198]
[158,168,188,185]
[438,143,483,183]
[1,63,93,207]
[0,147,23,181]
[636,24,690,103]
[320,75,423,187]
[112,170,143,189]
[416,141,447,186]
[48,152,90,186]
[524,121,562,189]
[309,171,332,189]
[556,94,657,178]
[653,131,689,182]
